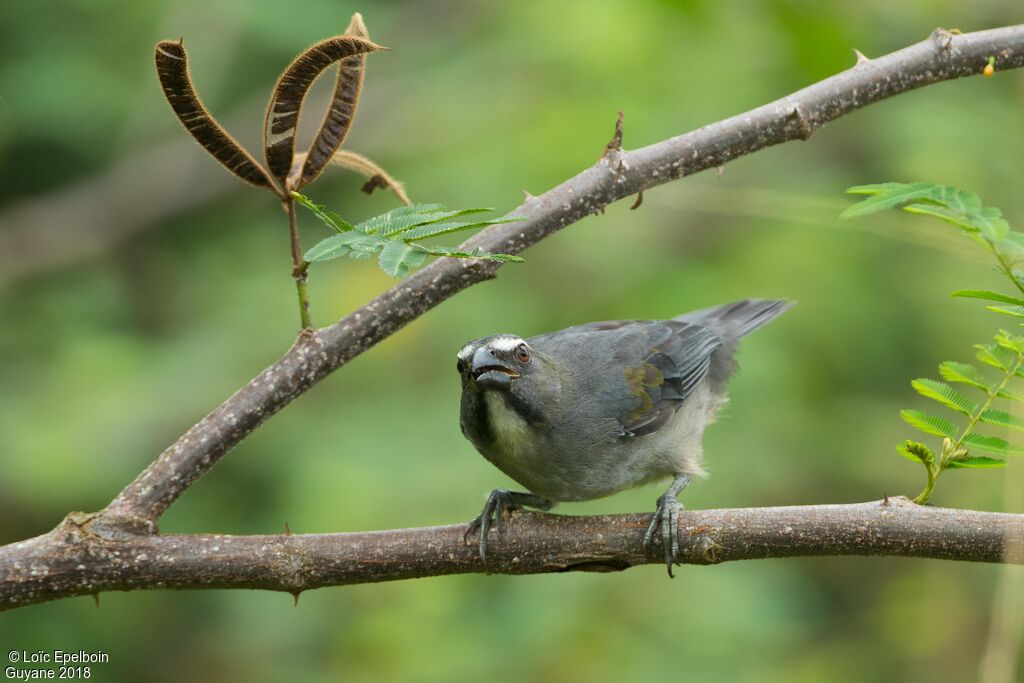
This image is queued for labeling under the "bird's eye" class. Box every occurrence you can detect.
[515,343,531,364]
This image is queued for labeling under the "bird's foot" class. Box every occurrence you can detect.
[643,493,683,577]
[464,489,552,561]
[642,474,690,577]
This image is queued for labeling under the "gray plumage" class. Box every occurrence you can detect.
[456,298,793,569]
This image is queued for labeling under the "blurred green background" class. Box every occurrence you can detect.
[2,1,1023,681]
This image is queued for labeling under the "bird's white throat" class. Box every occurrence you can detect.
[483,392,531,454]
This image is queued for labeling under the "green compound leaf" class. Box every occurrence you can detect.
[947,456,1007,469]
[952,290,1024,307]
[961,433,1024,456]
[938,361,991,392]
[295,194,526,277]
[911,378,978,416]
[900,409,958,438]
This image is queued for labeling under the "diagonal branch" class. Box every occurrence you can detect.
[102,25,1024,526]
[3,498,1022,611]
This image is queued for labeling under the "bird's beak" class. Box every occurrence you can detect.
[470,346,519,391]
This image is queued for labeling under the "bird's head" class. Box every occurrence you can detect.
[457,334,561,443]
[456,335,538,392]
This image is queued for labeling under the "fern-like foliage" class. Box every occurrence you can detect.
[294,193,525,278]
[844,182,1024,503]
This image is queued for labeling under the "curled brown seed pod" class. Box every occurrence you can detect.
[154,40,279,194]
[293,13,373,189]
[264,35,384,190]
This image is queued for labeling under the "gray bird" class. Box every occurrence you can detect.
[457,298,793,573]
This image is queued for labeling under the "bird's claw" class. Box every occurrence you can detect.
[464,489,515,561]
[465,489,553,561]
[643,494,682,577]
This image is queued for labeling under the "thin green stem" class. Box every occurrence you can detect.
[286,198,312,329]
[914,463,938,505]
[295,278,311,329]
[954,351,1023,450]
[994,250,1024,298]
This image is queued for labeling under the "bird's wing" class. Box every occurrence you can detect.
[531,320,722,438]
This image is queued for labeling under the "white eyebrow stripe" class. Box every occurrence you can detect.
[457,343,475,361]
[489,336,525,352]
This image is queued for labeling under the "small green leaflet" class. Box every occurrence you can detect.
[292,192,356,233]
[987,305,1024,319]
[900,409,957,438]
[961,433,1024,456]
[841,182,950,218]
[947,456,1007,469]
[995,330,1024,353]
[911,378,978,416]
[937,361,991,392]
[294,192,526,278]
[378,240,428,278]
[975,343,1016,371]
[417,244,525,263]
[952,290,1024,307]
[979,408,1024,432]
[304,231,389,262]
[842,182,1011,243]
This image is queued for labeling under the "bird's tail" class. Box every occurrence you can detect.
[675,299,794,338]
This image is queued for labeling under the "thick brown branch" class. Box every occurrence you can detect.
[3,499,1022,611]
[101,25,1024,526]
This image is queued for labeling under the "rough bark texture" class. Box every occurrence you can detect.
[3,26,1024,611]
[3,499,1022,611]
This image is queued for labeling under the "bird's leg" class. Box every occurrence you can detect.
[642,474,691,577]
[464,489,553,561]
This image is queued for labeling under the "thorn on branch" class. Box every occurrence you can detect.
[629,190,644,210]
[291,591,301,607]
[91,593,100,608]
[931,28,959,51]
[882,494,890,506]
[788,105,813,141]
[603,111,624,157]
[852,48,870,65]
[717,164,725,177]
[284,521,292,535]
[693,531,720,564]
